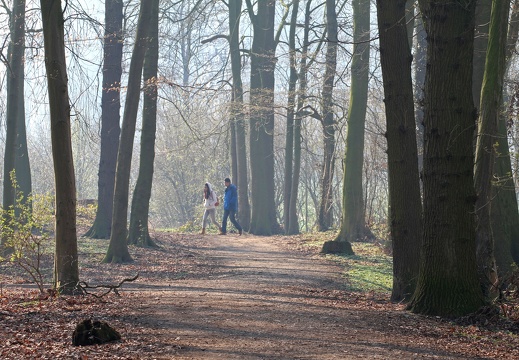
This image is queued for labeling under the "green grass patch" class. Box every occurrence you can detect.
[327,242,393,293]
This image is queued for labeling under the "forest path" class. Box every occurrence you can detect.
[133,234,474,359]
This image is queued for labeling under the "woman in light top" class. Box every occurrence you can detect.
[201,182,222,235]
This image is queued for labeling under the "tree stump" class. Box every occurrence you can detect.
[72,319,121,346]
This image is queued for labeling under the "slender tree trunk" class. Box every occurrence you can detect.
[40,0,79,294]
[247,0,281,235]
[230,0,250,230]
[85,0,123,239]
[323,0,370,253]
[3,0,26,247]
[410,0,485,317]
[12,0,31,209]
[288,0,314,235]
[376,0,423,302]
[317,0,337,232]
[103,0,153,263]
[474,0,510,299]
[284,0,299,234]
[128,0,159,248]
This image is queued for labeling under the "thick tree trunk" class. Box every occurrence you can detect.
[103,0,154,263]
[324,0,370,252]
[247,0,281,235]
[40,0,79,294]
[376,0,423,302]
[229,0,250,230]
[85,0,123,239]
[317,0,337,232]
[128,0,159,248]
[410,0,485,317]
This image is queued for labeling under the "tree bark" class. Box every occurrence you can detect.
[324,0,370,252]
[284,0,299,234]
[376,0,423,302]
[103,0,153,263]
[40,0,79,294]
[128,0,159,248]
[317,0,338,232]
[3,0,26,248]
[229,0,251,230]
[473,0,492,110]
[410,0,485,317]
[246,0,281,235]
[85,0,123,239]
[474,0,510,299]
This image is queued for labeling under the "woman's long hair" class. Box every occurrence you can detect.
[204,183,210,199]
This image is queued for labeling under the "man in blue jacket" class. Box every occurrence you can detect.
[220,177,243,235]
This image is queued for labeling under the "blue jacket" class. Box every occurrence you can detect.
[224,184,238,211]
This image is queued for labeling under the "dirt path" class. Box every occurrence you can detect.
[131,234,478,359]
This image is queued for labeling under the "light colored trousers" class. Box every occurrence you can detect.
[202,208,219,228]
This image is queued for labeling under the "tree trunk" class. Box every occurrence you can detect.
[247,0,281,235]
[288,0,314,235]
[324,0,370,252]
[128,0,159,248]
[284,0,299,234]
[12,0,31,210]
[229,0,251,230]
[410,0,485,317]
[85,0,123,239]
[3,0,26,248]
[40,0,79,294]
[103,0,153,263]
[474,0,510,299]
[376,0,423,302]
[317,0,337,232]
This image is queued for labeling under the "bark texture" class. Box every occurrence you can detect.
[85,0,123,239]
[410,0,485,316]
[40,0,79,293]
[376,0,422,302]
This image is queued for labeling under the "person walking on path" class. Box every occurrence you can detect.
[220,178,243,235]
[201,182,222,235]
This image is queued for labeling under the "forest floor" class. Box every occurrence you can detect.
[1,231,519,359]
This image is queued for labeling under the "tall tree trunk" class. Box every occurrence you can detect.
[410,0,485,317]
[12,0,31,209]
[3,0,26,248]
[288,0,314,235]
[323,0,370,253]
[246,0,281,235]
[284,0,299,234]
[229,0,250,230]
[103,0,153,263]
[40,0,79,294]
[474,0,510,300]
[317,0,337,232]
[85,0,123,239]
[376,0,423,302]
[128,0,159,248]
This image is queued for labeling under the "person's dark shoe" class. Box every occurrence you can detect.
[219,231,226,235]
[239,229,243,236]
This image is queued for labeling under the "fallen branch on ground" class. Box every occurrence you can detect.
[76,273,139,298]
